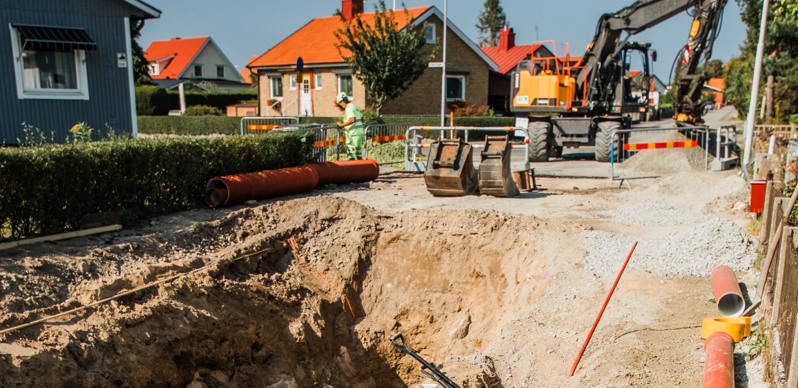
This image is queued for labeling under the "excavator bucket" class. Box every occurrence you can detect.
[424,138,478,196]
[478,135,520,197]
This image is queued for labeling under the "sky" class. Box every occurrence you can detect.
[138,0,747,81]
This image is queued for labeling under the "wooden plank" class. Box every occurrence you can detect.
[777,229,798,377]
[758,188,798,298]
[761,180,776,245]
[0,225,122,252]
[789,312,798,387]
[772,227,793,328]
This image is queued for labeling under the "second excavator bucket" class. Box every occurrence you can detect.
[424,138,478,196]
[478,135,520,197]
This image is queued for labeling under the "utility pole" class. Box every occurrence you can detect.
[743,0,770,166]
[440,0,447,127]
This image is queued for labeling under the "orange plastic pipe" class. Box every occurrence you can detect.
[711,265,745,317]
[310,159,379,186]
[704,331,735,388]
[568,241,638,377]
[204,165,319,208]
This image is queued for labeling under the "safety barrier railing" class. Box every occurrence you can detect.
[239,116,300,135]
[688,125,739,171]
[610,125,710,181]
[363,123,414,164]
[403,126,527,173]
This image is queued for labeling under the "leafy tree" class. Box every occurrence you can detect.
[725,0,798,122]
[131,17,153,86]
[334,0,437,114]
[704,59,724,78]
[476,0,508,47]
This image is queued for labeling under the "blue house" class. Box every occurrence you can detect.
[0,0,160,144]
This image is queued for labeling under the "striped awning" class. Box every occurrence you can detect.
[14,24,96,51]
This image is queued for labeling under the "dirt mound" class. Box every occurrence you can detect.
[0,197,552,387]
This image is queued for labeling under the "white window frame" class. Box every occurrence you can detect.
[194,64,203,77]
[216,65,225,78]
[289,74,297,90]
[314,73,322,90]
[9,24,90,100]
[337,74,352,97]
[270,76,283,99]
[424,24,436,44]
[446,75,466,102]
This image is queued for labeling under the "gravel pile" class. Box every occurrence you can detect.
[595,201,706,226]
[582,217,754,277]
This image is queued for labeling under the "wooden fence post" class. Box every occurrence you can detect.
[761,180,776,245]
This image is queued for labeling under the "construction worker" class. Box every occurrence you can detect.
[334,92,364,160]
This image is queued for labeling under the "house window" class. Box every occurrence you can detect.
[338,75,352,97]
[315,74,322,90]
[446,75,466,101]
[10,25,91,100]
[289,74,297,90]
[424,24,436,44]
[216,65,225,78]
[194,64,203,77]
[270,77,283,98]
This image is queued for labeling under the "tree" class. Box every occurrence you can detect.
[334,0,437,114]
[703,59,724,78]
[131,17,153,86]
[476,0,508,47]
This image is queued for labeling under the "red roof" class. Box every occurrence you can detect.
[480,44,547,74]
[249,7,430,68]
[144,37,208,80]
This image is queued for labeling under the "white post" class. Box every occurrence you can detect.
[743,0,771,166]
[178,82,187,114]
[440,0,447,128]
[123,17,138,138]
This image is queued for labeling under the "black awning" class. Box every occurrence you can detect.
[14,25,96,51]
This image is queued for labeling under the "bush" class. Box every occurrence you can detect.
[138,116,242,135]
[135,85,170,115]
[0,132,314,240]
[135,86,257,115]
[184,105,223,116]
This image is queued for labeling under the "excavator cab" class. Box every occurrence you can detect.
[513,54,577,112]
[423,138,478,196]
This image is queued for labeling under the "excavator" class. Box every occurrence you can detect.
[511,0,728,162]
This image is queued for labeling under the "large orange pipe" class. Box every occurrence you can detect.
[704,331,735,388]
[711,265,745,317]
[310,159,379,186]
[204,165,319,208]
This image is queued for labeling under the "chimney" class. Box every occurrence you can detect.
[342,0,364,20]
[499,26,515,51]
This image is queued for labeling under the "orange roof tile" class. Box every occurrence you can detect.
[144,37,208,80]
[480,44,548,74]
[249,7,430,68]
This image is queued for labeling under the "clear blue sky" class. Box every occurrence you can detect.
[139,0,746,81]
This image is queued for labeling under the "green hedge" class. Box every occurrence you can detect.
[135,86,257,115]
[0,132,314,241]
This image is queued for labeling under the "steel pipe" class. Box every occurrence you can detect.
[204,165,319,208]
[711,265,745,317]
[703,331,735,388]
[310,159,379,186]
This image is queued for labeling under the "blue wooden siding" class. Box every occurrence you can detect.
[0,0,146,144]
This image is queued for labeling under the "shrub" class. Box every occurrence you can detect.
[0,132,315,240]
[138,116,242,135]
[135,85,170,115]
[184,105,223,116]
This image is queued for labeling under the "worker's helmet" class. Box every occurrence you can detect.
[335,92,349,104]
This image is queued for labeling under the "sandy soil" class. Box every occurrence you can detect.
[0,146,767,387]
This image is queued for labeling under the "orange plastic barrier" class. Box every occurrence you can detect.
[623,140,698,150]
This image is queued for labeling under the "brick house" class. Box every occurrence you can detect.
[144,36,247,91]
[480,27,553,115]
[246,0,497,117]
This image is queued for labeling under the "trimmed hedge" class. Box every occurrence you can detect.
[135,86,257,115]
[0,132,314,240]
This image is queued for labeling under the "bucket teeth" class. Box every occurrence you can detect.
[424,139,479,196]
[478,135,520,197]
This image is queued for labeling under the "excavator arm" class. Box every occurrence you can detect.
[577,0,727,123]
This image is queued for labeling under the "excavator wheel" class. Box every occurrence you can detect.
[423,138,478,196]
[478,135,520,197]
[595,121,621,162]
[527,121,551,162]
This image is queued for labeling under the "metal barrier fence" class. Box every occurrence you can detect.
[609,125,739,180]
[403,126,526,173]
[239,116,300,135]
[364,123,414,163]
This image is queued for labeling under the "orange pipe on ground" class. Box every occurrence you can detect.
[310,159,379,186]
[704,331,735,388]
[711,265,745,317]
[204,165,319,208]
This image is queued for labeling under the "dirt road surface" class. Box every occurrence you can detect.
[0,118,768,387]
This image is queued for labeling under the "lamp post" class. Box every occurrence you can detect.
[742,0,770,166]
[440,0,447,127]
